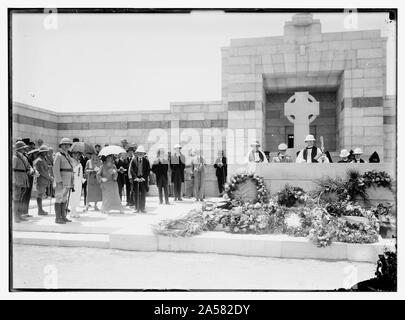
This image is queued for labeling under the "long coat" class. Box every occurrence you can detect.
[53,150,74,188]
[12,152,32,188]
[34,156,53,189]
[151,159,169,187]
[170,154,186,183]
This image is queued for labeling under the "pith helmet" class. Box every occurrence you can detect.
[278,143,288,151]
[304,134,316,142]
[59,137,73,147]
[38,145,50,153]
[135,145,146,154]
[339,149,350,158]
[15,141,29,151]
[353,147,363,155]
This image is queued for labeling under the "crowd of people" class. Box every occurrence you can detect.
[12,134,378,224]
[247,134,379,164]
[12,137,228,224]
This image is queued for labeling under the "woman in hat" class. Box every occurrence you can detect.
[85,152,102,211]
[296,135,323,163]
[272,143,292,163]
[338,149,350,163]
[97,155,124,214]
[69,150,85,218]
[247,140,268,163]
[33,145,53,215]
[351,148,367,163]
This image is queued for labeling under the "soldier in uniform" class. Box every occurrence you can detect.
[33,145,53,215]
[12,141,34,223]
[272,143,293,163]
[53,138,74,224]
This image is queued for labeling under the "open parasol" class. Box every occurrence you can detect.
[98,145,127,157]
[70,142,95,154]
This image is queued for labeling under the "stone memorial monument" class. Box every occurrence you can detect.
[284,91,320,152]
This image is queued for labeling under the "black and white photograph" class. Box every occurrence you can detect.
[2,1,402,299]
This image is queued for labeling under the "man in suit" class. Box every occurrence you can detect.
[80,153,90,205]
[53,138,74,224]
[12,141,34,222]
[129,145,150,213]
[214,150,227,196]
[152,149,170,205]
[170,144,186,201]
[33,145,53,215]
[125,145,135,206]
[115,152,127,201]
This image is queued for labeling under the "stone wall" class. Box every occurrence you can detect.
[12,102,59,149]
[12,101,229,165]
[227,162,396,204]
[383,95,396,163]
[221,13,388,160]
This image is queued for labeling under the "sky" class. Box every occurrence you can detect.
[12,11,396,112]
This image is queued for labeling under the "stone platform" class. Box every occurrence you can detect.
[13,196,395,263]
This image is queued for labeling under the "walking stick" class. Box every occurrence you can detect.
[48,181,52,215]
[137,179,141,212]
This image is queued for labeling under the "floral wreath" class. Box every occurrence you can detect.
[223,172,270,206]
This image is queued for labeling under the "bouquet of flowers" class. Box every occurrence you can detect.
[219,202,272,234]
[276,185,308,207]
[362,170,393,190]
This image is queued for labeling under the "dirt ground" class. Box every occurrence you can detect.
[12,244,376,290]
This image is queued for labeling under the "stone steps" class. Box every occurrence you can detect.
[13,229,395,263]
[13,231,109,248]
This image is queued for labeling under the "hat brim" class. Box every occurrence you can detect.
[16,146,29,151]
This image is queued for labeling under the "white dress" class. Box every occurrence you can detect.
[70,159,84,217]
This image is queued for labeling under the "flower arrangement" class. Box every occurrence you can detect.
[308,209,334,247]
[154,173,385,247]
[325,200,367,218]
[316,170,393,203]
[333,209,380,244]
[223,172,270,206]
[219,202,273,234]
[362,170,393,190]
[276,185,309,207]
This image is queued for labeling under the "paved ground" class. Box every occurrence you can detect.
[12,244,376,290]
[16,196,214,234]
